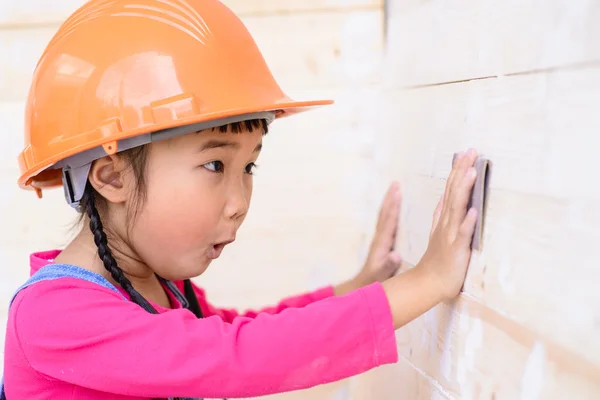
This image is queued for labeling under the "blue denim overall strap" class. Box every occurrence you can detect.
[0,263,200,400]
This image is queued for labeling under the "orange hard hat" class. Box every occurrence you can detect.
[17,0,333,208]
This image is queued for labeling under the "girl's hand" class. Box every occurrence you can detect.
[335,182,402,296]
[419,148,479,300]
[381,148,479,329]
[361,181,403,283]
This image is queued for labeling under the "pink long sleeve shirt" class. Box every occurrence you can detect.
[2,250,398,399]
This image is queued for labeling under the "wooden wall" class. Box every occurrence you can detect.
[348,0,600,399]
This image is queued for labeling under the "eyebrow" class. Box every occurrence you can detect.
[198,140,262,153]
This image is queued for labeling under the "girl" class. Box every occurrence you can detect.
[1,0,480,399]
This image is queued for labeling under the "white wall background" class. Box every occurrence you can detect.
[349,1,600,399]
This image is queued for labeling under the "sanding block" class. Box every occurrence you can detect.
[452,153,491,250]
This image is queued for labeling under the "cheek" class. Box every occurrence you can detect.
[129,168,222,272]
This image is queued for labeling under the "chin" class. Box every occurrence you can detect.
[160,257,212,281]
[189,260,211,278]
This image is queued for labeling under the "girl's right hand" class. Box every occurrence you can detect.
[419,148,479,300]
[381,148,479,330]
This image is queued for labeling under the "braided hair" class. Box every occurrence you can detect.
[81,184,156,312]
[81,183,203,317]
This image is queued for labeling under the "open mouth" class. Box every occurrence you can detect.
[209,239,234,259]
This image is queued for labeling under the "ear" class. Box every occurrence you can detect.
[88,155,130,204]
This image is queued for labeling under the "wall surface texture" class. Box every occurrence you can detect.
[348,0,600,399]
[1,1,600,399]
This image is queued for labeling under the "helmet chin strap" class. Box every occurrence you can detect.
[57,111,276,211]
[62,163,93,212]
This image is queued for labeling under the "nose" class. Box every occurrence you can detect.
[224,178,250,221]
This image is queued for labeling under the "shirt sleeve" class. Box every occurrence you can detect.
[188,281,336,322]
[12,278,398,399]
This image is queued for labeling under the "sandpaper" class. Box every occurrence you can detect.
[452,153,491,250]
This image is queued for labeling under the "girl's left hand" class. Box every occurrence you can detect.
[335,182,403,295]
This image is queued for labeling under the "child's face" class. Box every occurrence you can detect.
[127,126,263,280]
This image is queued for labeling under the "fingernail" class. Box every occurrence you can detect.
[469,167,477,178]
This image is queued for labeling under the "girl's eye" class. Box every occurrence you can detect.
[203,161,224,173]
[245,162,258,175]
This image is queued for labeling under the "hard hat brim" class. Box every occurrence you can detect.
[18,98,334,192]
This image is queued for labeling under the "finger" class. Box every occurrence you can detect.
[449,165,477,229]
[385,252,403,276]
[431,195,444,235]
[457,207,478,246]
[376,182,399,232]
[387,184,402,246]
[440,151,466,226]
[387,251,402,266]
[444,152,464,205]
[446,149,477,213]
[377,183,402,248]
[448,149,477,198]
